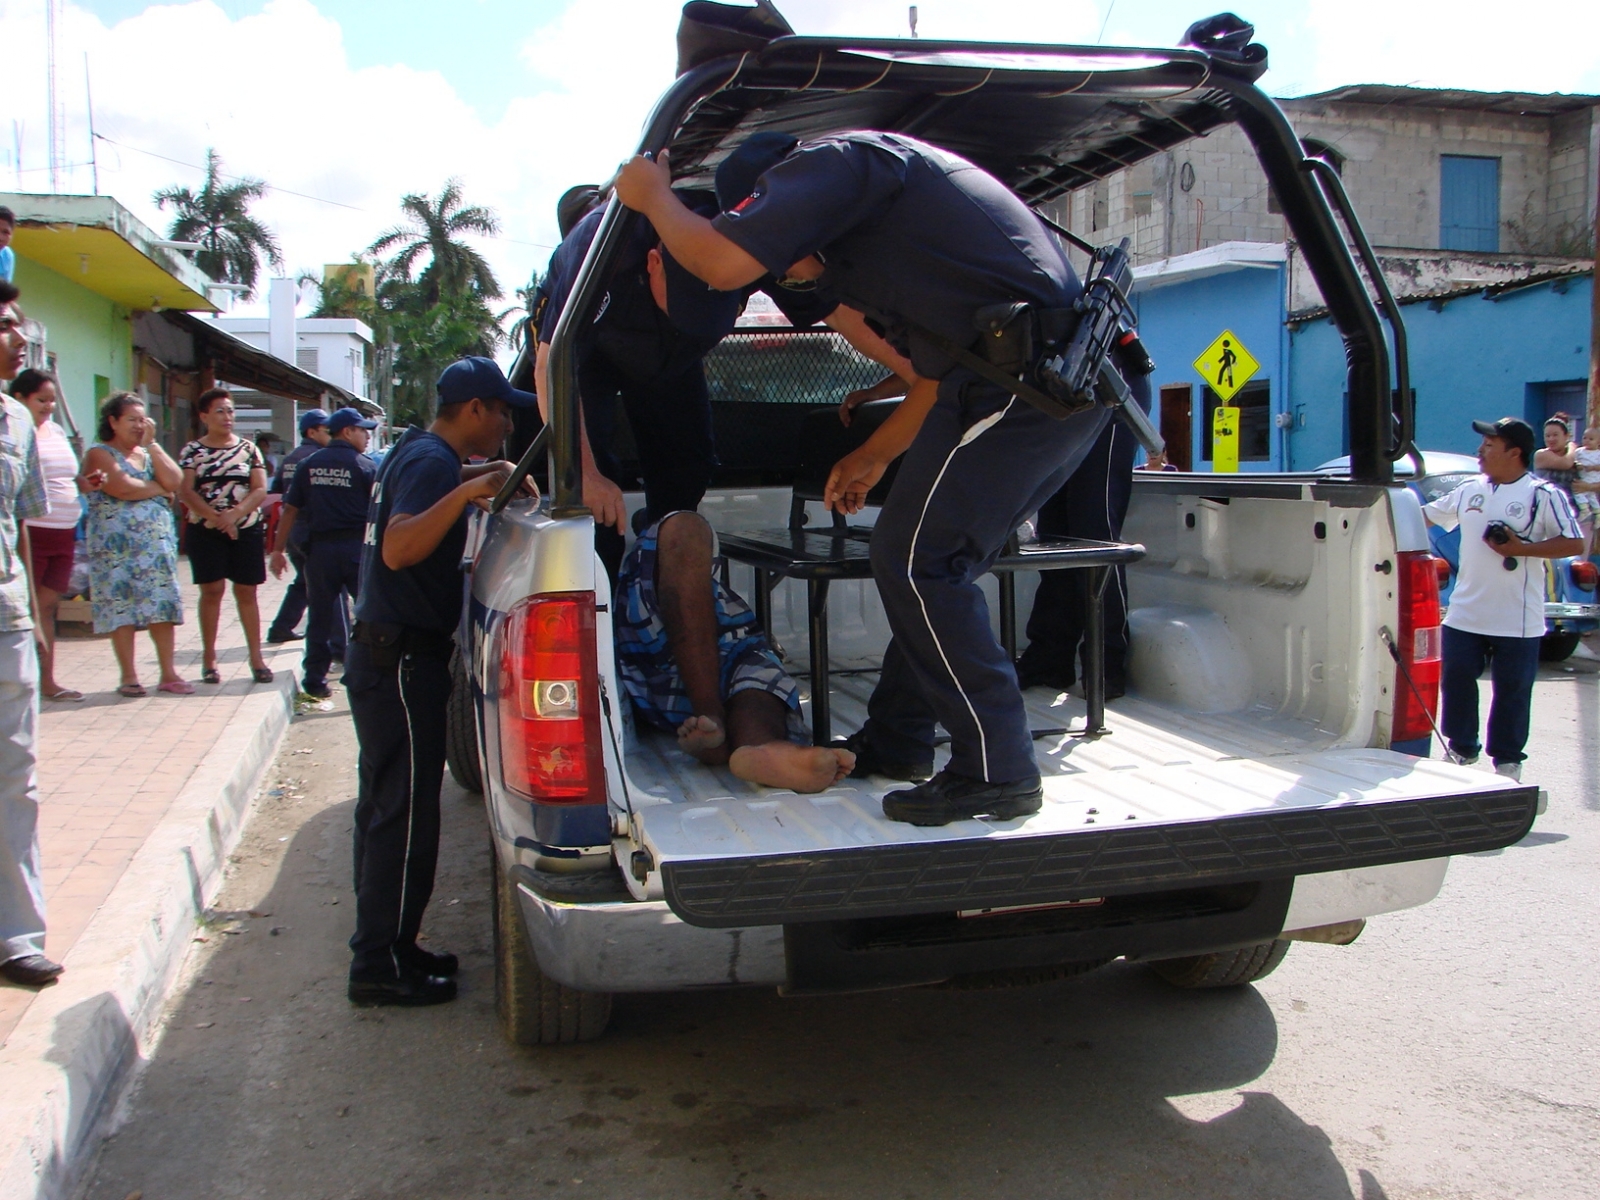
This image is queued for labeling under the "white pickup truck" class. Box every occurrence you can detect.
[455,10,1538,1044]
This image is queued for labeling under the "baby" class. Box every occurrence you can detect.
[1575,425,1600,549]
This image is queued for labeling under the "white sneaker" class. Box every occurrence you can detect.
[1494,762,1522,782]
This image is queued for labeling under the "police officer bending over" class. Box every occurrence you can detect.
[345,358,537,1007]
[615,132,1123,827]
[270,407,378,699]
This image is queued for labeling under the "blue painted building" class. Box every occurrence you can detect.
[1129,242,1593,471]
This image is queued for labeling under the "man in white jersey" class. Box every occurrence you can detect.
[1423,417,1584,780]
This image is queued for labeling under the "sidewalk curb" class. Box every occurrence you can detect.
[0,670,297,1200]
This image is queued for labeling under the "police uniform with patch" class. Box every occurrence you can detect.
[284,408,377,697]
[709,132,1124,818]
[266,410,332,647]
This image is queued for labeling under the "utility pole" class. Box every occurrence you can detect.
[84,53,98,195]
[45,0,65,192]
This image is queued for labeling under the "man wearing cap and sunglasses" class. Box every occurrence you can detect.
[270,407,379,700]
[344,358,537,1007]
[613,130,1124,827]
[266,408,332,648]
[1422,416,1584,781]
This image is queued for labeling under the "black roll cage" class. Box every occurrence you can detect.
[495,33,1404,516]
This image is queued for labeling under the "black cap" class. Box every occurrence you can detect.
[1471,416,1536,463]
[556,185,601,239]
[714,131,799,212]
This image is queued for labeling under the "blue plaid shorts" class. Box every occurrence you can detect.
[615,517,805,740]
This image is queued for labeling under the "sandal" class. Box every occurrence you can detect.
[44,688,84,702]
[117,683,147,698]
[201,667,222,685]
[252,666,275,684]
[157,680,196,695]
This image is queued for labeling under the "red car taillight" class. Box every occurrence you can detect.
[1571,560,1599,591]
[1393,551,1442,744]
[497,592,606,805]
[1434,556,1453,589]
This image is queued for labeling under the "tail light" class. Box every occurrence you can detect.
[1393,551,1442,744]
[497,592,606,805]
[1434,557,1453,589]
[1571,560,1599,591]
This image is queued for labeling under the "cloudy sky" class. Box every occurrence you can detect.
[3,0,1598,320]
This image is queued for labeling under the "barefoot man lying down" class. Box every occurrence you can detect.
[615,511,854,792]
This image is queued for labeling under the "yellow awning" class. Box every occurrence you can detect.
[11,223,216,312]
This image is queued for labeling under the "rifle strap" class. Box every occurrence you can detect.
[910,322,1092,421]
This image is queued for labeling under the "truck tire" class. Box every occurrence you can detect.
[1148,939,1290,989]
[492,844,612,1045]
[446,649,483,794]
[1540,631,1582,663]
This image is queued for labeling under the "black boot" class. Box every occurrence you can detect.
[348,966,457,1007]
[833,729,934,782]
[882,769,1043,827]
[397,943,459,977]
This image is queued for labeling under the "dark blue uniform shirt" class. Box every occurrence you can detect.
[271,438,323,547]
[712,132,1082,379]
[285,440,376,541]
[354,430,465,634]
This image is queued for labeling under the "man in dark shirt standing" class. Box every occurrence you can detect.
[270,407,378,700]
[266,408,331,646]
[344,358,536,1006]
[615,132,1118,826]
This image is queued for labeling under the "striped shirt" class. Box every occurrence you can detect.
[0,398,50,631]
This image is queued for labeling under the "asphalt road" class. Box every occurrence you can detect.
[80,655,1600,1200]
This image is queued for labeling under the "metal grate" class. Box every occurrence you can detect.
[704,329,885,406]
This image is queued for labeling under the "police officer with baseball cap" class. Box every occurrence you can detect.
[614,130,1127,827]
[344,358,537,1006]
[266,408,332,647]
[270,407,378,699]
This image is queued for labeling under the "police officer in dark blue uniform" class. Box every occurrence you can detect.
[615,131,1127,826]
[344,358,537,1006]
[1015,418,1139,698]
[266,408,330,646]
[271,407,377,699]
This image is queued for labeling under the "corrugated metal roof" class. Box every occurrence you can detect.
[1286,85,1598,118]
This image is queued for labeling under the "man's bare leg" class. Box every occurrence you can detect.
[725,690,855,793]
[654,513,731,764]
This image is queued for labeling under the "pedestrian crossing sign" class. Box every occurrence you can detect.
[1193,329,1260,402]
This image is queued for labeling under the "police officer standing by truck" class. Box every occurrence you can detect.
[614,132,1143,826]
[269,407,378,700]
[344,358,537,1007]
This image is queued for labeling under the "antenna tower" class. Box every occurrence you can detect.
[46,0,66,191]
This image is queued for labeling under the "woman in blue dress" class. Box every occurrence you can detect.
[81,393,190,697]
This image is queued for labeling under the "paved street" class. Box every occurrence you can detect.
[78,653,1599,1200]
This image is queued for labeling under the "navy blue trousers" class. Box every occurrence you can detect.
[866,376,1110,783]
[302,539,360,693]
[1018,417,1138,685]
[268,541,308,638]
[1440,626,1540,766]
[346,642,452,976]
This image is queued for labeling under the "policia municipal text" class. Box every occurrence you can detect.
[344,358,538,1007]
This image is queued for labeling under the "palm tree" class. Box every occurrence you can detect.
[154,149,284,298]
[367,180,501,305]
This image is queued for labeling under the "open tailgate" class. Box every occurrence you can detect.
[639,750,1535,928]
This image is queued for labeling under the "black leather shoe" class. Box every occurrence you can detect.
[1015,656,1075,693]
[834,729,934,782]
[882,769,1043,827]
[2,953,64,986]
[348,969,457,1007]
[266,630,303,645]
[397,944,459,977]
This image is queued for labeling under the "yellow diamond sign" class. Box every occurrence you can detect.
[1193,329,1260,402]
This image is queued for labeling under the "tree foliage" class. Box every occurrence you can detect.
[154,149,284,298]
[367,179,502,305]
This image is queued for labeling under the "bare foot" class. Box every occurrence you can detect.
[729,742,856,793]
[677,714,728,763]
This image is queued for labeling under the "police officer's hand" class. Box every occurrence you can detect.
[480,460,540,500]
[612,150,673,212]
[824,446,888,516]
[269,550,288,579]
[839,388,874,427]
[584,468,628,535]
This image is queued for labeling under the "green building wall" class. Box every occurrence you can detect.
[11,255,134,437]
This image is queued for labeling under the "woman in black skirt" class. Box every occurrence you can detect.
[178,388,274,684]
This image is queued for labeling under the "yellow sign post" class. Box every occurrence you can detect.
[1212,405,1241,473]
[1193,329,1260,402]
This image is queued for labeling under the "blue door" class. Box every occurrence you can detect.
[1440,155,1500,251]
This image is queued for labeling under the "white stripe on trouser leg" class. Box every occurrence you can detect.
[393,661,419,976]
[904,399,1016,782]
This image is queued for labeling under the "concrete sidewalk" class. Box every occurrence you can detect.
[0,577,308,1200]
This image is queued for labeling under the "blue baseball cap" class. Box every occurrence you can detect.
[714,131,799,212]
[327,407,378,434]
[436,356,540,410]
[660,247,745,342]
[298,408,331,433]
